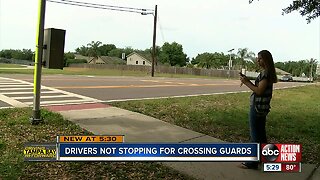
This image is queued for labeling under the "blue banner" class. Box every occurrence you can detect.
[58,143,259,161]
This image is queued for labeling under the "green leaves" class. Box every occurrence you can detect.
[250,0,320,23]
[275,59,318,77]
[195,52,227,69]
[0,49,34,61]
[159,42,188,67]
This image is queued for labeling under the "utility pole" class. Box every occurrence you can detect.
[310,59,314,82]
[151,5,157,77]
[48,1,156,76]
[31,0,46,125]
[228,48,234,79]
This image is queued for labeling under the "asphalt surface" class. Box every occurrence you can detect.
[0,74,311,108]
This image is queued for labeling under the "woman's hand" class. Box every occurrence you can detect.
[240,75,249,87]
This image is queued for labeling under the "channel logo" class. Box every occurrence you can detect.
[261,144,302,163]
[261,144,279,162]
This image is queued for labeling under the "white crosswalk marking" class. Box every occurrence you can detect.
[0,84,33,87]
[0,94,27,107]
[13,95,74,100]
[2,91,60,95]
[0,77,101,108]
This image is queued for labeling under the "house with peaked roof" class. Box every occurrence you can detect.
[126,52,152,66]
[88,56,125,65]
[74,54,125,65]
[74,54,91,62]
[275,68,290,75]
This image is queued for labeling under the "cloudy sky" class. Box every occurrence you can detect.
[0,0,319,62]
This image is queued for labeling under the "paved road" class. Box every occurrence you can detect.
[0,74,311,108]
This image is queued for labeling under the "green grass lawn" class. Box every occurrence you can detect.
[0,108,193,179]
[0,63,25,68]
[111,84,320,164]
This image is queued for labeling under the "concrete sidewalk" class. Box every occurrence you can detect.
[46,103,319,180]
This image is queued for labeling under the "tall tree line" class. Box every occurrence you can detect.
[0,49,34,61]
[275,59,317,77]
[190,48,257,70]
[75,41,188,67]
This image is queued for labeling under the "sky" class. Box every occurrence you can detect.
[0,0,319,62]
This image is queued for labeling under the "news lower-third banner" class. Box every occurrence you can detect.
[57,143,259,161]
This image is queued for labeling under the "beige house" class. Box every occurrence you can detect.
[88,57,106,64]
[126,52,151,66]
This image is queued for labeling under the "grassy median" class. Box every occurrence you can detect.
[0,63,26,68]
[0,108,193,180]
[111,84,320,164]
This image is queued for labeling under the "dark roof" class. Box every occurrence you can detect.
[275,68,290,75]
[74,54,90,61]
[75,54,125,64]
[100,56,125,64]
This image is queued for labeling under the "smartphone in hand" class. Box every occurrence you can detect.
[239,72,245,87]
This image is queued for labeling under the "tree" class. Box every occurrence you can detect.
[0,49,13,59]
[249,0,320,23]
[22,49,34,60]
[196,53,215,69]
[159,42,188,67]
[75,46,89,56]
[98,44,117,56]
[63,52,76,67]
[108,48,122,58]
[0,49,33,61]
[192,52,230,69]
[309,58,317,78]
[275,62,285,73]
[87,41,102,58]
[122,47,134,59]
[274,59,317,77]
[237,48,255,69]
[191,57,198,65]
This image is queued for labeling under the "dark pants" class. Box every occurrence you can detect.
[245,105,268,167]
[249,105,267,143]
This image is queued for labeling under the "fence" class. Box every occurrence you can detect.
[69,64,241,78]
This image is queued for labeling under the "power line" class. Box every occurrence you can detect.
[47,0,142,14]
[157,15,166,44]
[47,0,154,14]
[62,0,153,11]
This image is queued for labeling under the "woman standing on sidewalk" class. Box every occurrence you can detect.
[239,50,278,169]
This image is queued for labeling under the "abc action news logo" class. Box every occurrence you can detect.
[261,144,302,163]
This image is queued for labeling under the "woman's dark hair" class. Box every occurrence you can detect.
[258,50,278,83]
